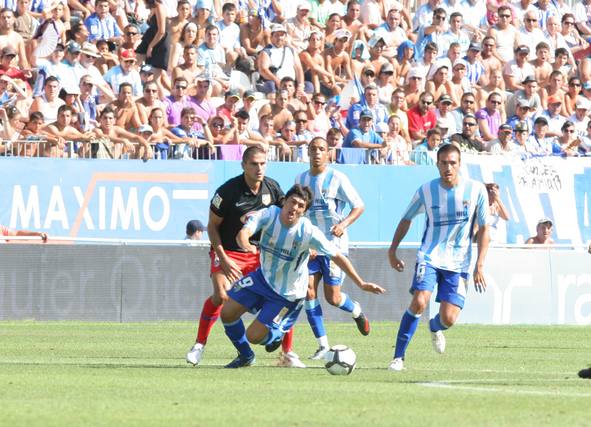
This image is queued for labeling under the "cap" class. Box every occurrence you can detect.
[138,124,153,133]
[380,62,394,74]
[360,108,373,119]
[195,0,212,9]
[80,75,95,85]
[140,64,154,74]
[243,89,256,100]
[453,59,468,69]
[364,83,378,91]
[248,8,259,16]
[367,35,385,48]
[224,88,240,99]
[1,46,17,57]
[537,218,553,226]
[307,29,323,40]
[576,97,591,110]
[468,42,481,51]
[334,28,351,41]
[66,41,81,54]
[63,86,81,95]
[499,123,512,132]
[517,98,531,109]
[297,1,311,10]
[522,75,536,84]
[547,95,562,104]
[80,42,100,58]
[186,219,205,235]
[407,67,425,79]
[534,116,548,125]
[438,94,453,104]
[120,49,136,60]
[583,82,591,90]
[375,122,389,133]
[436,116,451,128]
[362,64,376,74]
[515,45,530,55]
[514,121,529,132]
[270,23,287,33]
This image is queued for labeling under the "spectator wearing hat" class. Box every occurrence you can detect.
[451,113,487,153]
[0,45,28,81]
[464,42,486,86]
[322,30,353,88]
[196,25,230,97]
[55,42,88,95]
[376,62,396,104]
[435,94,457,138]
[186,220,205,240]
[103,49,142,97]
[568,97,591,135]
[256,23,305,96]
[84,0,123,43]
[343,107,385,150]
[407,91,436,142]
[32,43,64,96]
[476,92,506,142]
[300,30,338,97]
[217,89,240,127]
[513,120,530,152]
[506,98,533,131]
[538,95,566,137]
[78,41,115,101]
[410,127,442,165]
[345,82,388,129]
[487,5,520,64]
[239,90,260,131]
[367,34,388,70]
[525,218,554,244]
[506,75,541,117]
[287,2,313,53]
[403,66,424,109]
[502,45,536,91]
[526,116,556,155]
[0,8,29,71]
[488,123,517,153]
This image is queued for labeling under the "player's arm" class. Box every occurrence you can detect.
[388,219,411,272]
[330,253,385,294]
[331,206,364,238]
[208,210,242,282]
[13,229,48,242]
[236,227,256,254]
[473,186,490,292]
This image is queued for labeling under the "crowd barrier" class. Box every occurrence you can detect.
[0,244,589,325]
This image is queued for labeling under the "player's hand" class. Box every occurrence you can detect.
[40,232,48,242]
[388,250,405,272]
[473,265,486,293]
[588,242,591,254]
[359,282,385,294]
[309,249,317,260]
[221,257,243,283]
[330,223,345,238]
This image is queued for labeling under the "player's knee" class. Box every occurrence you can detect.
[307,286,317,300]
[441,311,458,327]
[410,298,428,314]
[246,327,266,344]
[326,293,340,306]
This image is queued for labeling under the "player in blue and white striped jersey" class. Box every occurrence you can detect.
[387,144,490,372]
[295,137,370,361]
[220,184,385,369]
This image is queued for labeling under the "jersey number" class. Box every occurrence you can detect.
[235,276,254,289]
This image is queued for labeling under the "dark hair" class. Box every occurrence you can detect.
[45,76,59,85]
[427,128,442,138]
[119,82,132,93]
[57,104,74,115]
[284,184,313,211]
[555,47,569,57]
[100,106,115,118]
[180,107,196,117]
[205,24,218,34]
[242,146,266,162]
[424,42,438,52]
[234,109,250,120]
[561,120,575,132]
[309,136,328,149]
[535,41,550,51]
[222,2,236,13]
[29,111,44,122]
[437,142,461,161]
[450,11,462,20]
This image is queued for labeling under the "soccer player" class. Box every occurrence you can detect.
[295,137,370,361]
[186,146,299,367]
[387,144,490,371]
[220,184,385,368]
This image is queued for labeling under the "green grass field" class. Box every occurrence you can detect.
[1,321,590,427]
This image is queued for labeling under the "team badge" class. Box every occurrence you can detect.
[212,193,223,209]
[262,194,271,205]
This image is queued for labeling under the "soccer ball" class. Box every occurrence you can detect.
[325,345,357,375]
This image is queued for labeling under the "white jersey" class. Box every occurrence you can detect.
[403,178,488,273]
[295,167,364,254]
[245,205,339,301]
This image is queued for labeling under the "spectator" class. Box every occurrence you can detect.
[170,107,213,159]
[488,123,517,153]
[216,2,243,71]
[555,120,588,157]
[526,116,556,155]
[410,127,442,165]
[476,92,503,142]
[169,23,199,73]
[538,95,566,137]
[568,97,591,135]
[487,5,520,64]
[84,0,122,43]
[135,0,169,82]
[513,120,530,152]
[564,76,581,117]
[507,98,533,131]
[345,83,388,129]
[108,82,142,131]
[503,45,536,91]
[0,8,29,70]
[384,114,412,165]
[506,75,541,118]
[164,76,199,128]
[216,89,240,127]
[56,42,86,95]
[464,42,486,86]
[300,30,338,97]
[451,92,477,133]
[79,42,115,100]
[484,182,510,243]
[258,89,294,133]
[30,75,65,124]
[525,218,554,244]
[196,24,230,96]
[0,223,47,242]
[103,49,142,97]
[343,108,385,152]
[451,113,487,152]
[238,9,267,75]
[407,91,436,142]
[185,219,205,240]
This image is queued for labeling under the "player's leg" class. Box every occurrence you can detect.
[305,265,329,358]
[389,263,436,371]
[428,270,467,354]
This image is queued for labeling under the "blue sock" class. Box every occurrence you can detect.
[337,292,355,313]
[429,314,449,332]
[223,319,254,358]
[260,326,283,346]
[394,309,421,359]
[305,299,326,339]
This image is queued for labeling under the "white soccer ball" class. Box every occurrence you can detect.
[324,344,357,375]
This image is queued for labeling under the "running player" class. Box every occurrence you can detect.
[295,137,369,361]
[220,184,385,368]
[387,143,490,371]
[186,146,300,367]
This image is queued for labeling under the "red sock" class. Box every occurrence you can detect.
[281,328,294,353]
[196,297,222,345]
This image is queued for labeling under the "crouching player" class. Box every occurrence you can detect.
[220,184,386,368]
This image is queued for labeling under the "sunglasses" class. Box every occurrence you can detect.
[500,14,511,18]
[564,21,575,25]
[489,100,501,105]
[212,123,224,128]
[421,100,433,105]
[314,100,325,105]
[126,32,138,36]
[525,18,537,23]
[145,88,157,92]
[565,129,576,133]
[463,122,477,126]
[570,83,581,86]
[176,85,188,89]
[296,119,307,123]
[364,72,375,77]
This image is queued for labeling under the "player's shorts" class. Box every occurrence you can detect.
[227,268,303,332]
[308,255,344,286]
[210,249,260,276]
[410,262,468,309]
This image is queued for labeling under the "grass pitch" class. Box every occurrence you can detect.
[1,321,590,427]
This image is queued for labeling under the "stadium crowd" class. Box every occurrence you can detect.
[0,0,591,162]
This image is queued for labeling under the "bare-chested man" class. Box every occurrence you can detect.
[0,8,29,70]
[342,0,368,41]
[299,31,338,96]
[172,44,200,92]
[530,41,553,88]
[258,89,294,132]
[324,29,353,87]
[480,36,502,76]
[46,104,96,157]
[90,106,150,159]
[137,80,167,124]
[108,82,142,131]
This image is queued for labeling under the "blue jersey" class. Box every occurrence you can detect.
[295,167,364,254]
[403,178,488,273]
[244,205,339,301]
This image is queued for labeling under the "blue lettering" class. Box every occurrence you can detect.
[574,168,591,243]
[493,165,530,243]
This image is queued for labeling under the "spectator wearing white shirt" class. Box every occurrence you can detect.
[103,49,143,97]
[84,0,123,43]
[216,2,242,72]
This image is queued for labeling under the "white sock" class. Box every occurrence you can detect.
[318,335,329,348]
[352,302,362,318]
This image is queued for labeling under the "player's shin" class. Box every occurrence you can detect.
[305,298,327,342]
[196,296,223,344]
[429,313,449,332]
[223,318,254,357]
[394,309,422,359]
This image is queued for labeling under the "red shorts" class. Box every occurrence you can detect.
[210,249,260,276]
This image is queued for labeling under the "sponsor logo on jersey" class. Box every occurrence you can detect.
[262,194,271,205]
[212,193,223,209]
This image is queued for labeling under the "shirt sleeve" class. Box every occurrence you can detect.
[336,173,364,209]
[475,183,488,227]
[402,187,425,221]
